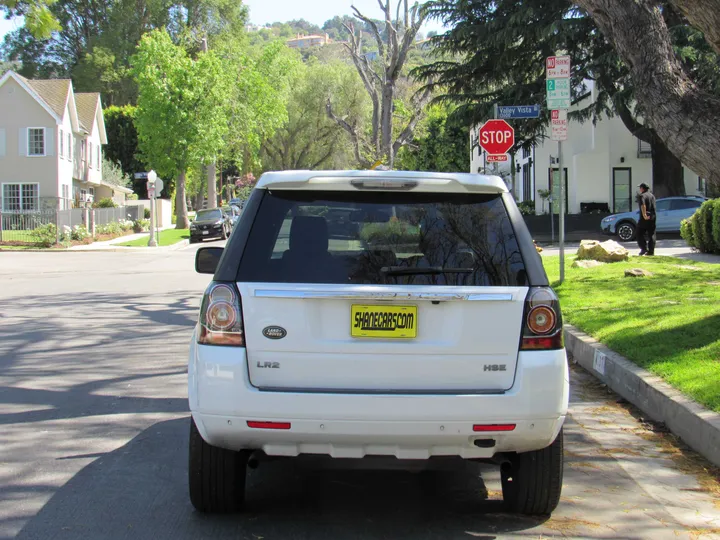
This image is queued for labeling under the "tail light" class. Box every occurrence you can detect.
[198,282,245,346]
[521,287,563,350]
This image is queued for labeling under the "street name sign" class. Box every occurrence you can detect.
[135,172,149,179]
[546,79,571,109]
[546,55,571,78]
[496,105,541,119]
[478,119,515,156]
[550,109,568,141]
[486,154,509,163]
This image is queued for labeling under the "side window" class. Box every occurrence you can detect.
[671,199,702,211]
[655,200,671,212]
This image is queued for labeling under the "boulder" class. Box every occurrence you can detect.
[577,239,629,263]
[625,268,653,278]
[572,259,605,269]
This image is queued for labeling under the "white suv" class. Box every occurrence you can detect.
[188,170,569,515]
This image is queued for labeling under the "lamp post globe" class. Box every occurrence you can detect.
[148,170,157,183]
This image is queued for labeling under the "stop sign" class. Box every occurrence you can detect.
[478,119,515,155]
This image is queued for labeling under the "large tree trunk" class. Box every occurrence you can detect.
[670,0,720,55]
[175,170,190,229]
[207,162,217,208]
[574,0,720,189]
[651,136,685,198]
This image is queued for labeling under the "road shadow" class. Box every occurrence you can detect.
[14,417,550,540]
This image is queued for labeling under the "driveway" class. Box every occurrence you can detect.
[0,246,718,539]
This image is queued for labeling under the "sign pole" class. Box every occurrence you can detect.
[558,141,565,282]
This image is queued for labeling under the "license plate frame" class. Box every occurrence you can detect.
[202,230,209,235]
[351,304,418,339]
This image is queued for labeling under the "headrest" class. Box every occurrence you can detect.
[289,216,329,253]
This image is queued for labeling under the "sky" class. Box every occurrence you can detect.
[0,1,444,43]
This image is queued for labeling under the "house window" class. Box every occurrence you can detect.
[522,163,532,202]
[67,134,72,161]
[637,138,651,158]
[522,146,530,159]
[698,177,705,193]
[2,183,39,212]
[28,128,45,156]
[62,184,70,209]
[89,142,93,168]
[59,129,64,157]
[81,140,86,163]
[97,146,101,168]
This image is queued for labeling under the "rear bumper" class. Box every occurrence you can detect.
[188,329,569,459]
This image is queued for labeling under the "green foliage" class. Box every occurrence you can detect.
[262,60,368,171]
[1,0,61,39]
[103,106,145,193]
[71,224,90,241]
[93,197,117,208]
[395,104,468,173]
[29,223,57,247]
[133,218,150,233]
[144,207,151,219]
[686,199,720,254]
[517,201,536,216]
[360,220,421,246]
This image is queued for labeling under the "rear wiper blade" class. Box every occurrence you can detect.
[380,266,473,276]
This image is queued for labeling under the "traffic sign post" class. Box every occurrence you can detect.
[546,55,571,283]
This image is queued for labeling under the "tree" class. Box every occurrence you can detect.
[103,105,149,197]
[1,0,60,39]
[131,29,232,229]
[102,158,132,187]
[395,104,469,172]
[670,0,720,55]
[326,1,433,168]
[416,0,720,197]
[572,0,720,188]
[262,60,369,171]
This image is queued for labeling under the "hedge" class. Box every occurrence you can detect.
[681,199,720,254]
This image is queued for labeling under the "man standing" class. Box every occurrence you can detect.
[636,183,656,256]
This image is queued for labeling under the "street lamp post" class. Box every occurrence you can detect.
[147,170,158,247]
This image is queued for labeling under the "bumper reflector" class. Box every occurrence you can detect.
[472,424,516,432]
[247,421,291,430]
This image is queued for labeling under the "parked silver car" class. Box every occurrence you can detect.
[601,196,706,241]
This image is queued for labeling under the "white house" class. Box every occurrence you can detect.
[0,71,132,213]
[470,82,706,215]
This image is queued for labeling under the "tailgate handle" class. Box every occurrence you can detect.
[254,290,514,302]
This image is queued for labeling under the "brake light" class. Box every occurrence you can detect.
[198,282,245,346]
[521,287,563,350]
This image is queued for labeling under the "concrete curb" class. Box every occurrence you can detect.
[1,239,190,253]
[564,325,720,468]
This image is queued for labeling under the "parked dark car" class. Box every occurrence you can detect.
[189,208,232,243]
[601,196,706,241]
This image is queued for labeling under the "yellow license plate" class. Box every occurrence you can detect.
[351,305,418,339]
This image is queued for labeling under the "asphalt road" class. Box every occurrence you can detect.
[1,242,719,539]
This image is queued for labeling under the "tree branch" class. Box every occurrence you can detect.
[326,99,371,168]
[351,5,385,61]
[392,83,433,153]
[670,0,720,55]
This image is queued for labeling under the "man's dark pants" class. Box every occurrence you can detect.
[637,219,656,254]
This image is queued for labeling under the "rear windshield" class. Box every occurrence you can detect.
[196,209,222,221]
[237,190,527,286]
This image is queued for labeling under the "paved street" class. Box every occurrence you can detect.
[1,244,719,539]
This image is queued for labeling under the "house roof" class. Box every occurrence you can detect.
[75,92,100,132]
[22,77,72,119]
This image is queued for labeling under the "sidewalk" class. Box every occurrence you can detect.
[68,227,187,252]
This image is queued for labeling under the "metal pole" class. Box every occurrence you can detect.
[558,140,565,283]
[148,195,157,247]
[155,197,160,245]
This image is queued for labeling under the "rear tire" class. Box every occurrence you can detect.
[616,222,636,242]
[188,417,250,513]
[501,429,563,515]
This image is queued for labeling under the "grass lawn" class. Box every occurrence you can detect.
[544,255,720,412]
[117,229,189,247]
[1,230,34,243]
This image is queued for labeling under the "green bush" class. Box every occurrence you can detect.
[71,224,90,241]
[133,218,150,233]
[93,198,117,208]
[517,200,535,216]
[680,217,695,248]
[688,200,720,254]
[360,220,421,246]
[30,223,58,247]
[144,207,151,219]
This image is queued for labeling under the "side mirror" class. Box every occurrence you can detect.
[195,247,224,274]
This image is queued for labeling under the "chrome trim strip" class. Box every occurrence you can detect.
[256,386,507,396]
[253,290,514,302]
